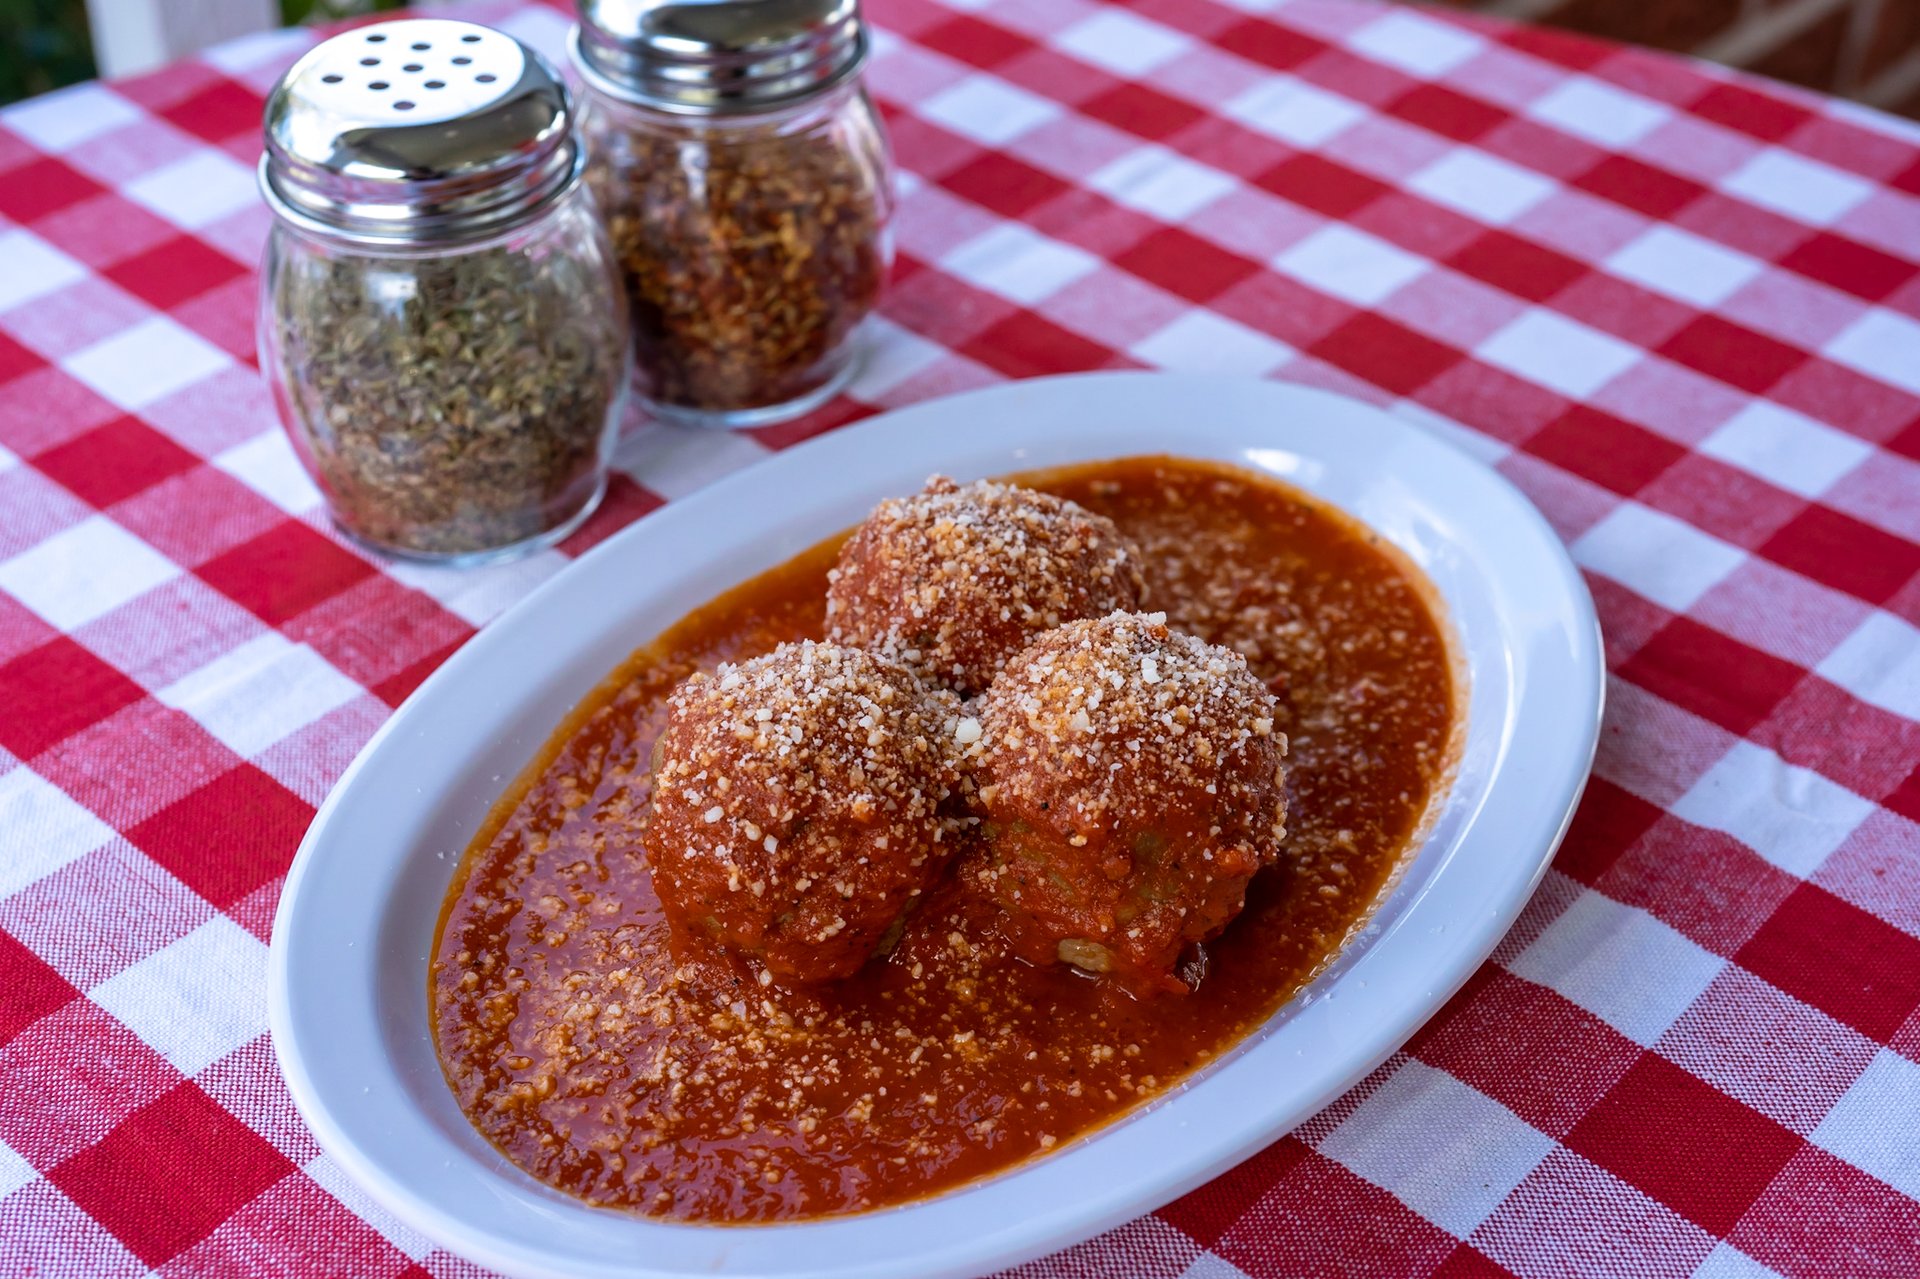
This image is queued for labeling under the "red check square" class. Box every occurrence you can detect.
[157,80,266,145]
[1256,153,1392,220]
[1079,82,1207,143]
[1574,155,1708,220]
[1760,505,1920,605]
[1449,231,1585,303]
[917,15,1031,70]
[1616,616,1807,736]
[940,152,1074,221]
[1551,778,1667,885]
[1158,1135,1312,1249]
[1659,316,1808,395]
[50,1082,294,1268]
[0,927,78,1044]
[1735,883,1920,1042]
[1310,312,1460,395]
[1386,83,1505,143]
[1779,232,1918,302]
[1565,1053,1801,1235]
[196,521,375,626]
[1112,227,1262,304]
[0,637,147,761]
[1220,18,1323,72]
[126,764,314,909]
[1688,82,1814,143]
[0,156,106,223]
[104,236,249,311]
[31,416,201,509]
[1524,406,1686,496]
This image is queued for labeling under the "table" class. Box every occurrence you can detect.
[2,0,1918,1274]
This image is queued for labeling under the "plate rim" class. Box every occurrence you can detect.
[269,371,1602,1279]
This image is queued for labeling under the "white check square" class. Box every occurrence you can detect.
[0,81,140,151]
[123,150,261,230]
[1570,502,1745,612]
[1130,311,1294,375]
[0,766,114,900]
[156,632,363,759]
[1696,401,1872,498]
[1811,1050,1920,1201]
[846,317,947,402]
[89,916,268,1078]
[1348,10,1482,77]
[1691,1243,1788,1279]
[1721,150,1873,226]
[1272,224,1426,306]
[1223,77,1366,147]
[1087,146,1237,220]
[918,77,1061,147]
[0,515,181,630]
[1527,78,1670,148]
[0,1136,32,1199]
[0,230,89,314]
[61,315,232,411]
[1605,226,1765,307]
[1508,891,1725,1046]
[212,431,325,514]
[1817,611,1920,721]
[941,223,1101,305]
[1670,740,1872,878]
[1320,1060,1554,1236]
[1475,310,1640,398]
[201,26,315,74]
[1056,11,1191,76]
[1407,149,1555,225]
[1823,308,1920,395]
[385,549,568,629]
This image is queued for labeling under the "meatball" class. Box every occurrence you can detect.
[964,611,1288,994]
[826,476,1146,696]
[645,641,963,982]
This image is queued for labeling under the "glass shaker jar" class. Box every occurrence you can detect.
[571,0,894,428]
[258,19,632,564]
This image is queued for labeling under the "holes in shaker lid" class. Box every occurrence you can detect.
[394,100,416,111]
[360,56,379,65]
[403,63,423,72]
[461,33,481,42]
[369,80,389,90]
[424,80,445,89]
[366,32,386,42]
[322,73,343,83]
[410,41,430,50]
[452,55,471,65]
[476,73,496,83]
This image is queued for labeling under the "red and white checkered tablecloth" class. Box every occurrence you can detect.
[3,0,1919,1273]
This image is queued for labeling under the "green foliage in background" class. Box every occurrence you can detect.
[0,0,403,105]
[0,0,95,104]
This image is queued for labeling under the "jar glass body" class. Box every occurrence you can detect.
[258,185,632,564]
[579,79,894,428]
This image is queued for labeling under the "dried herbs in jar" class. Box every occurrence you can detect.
[572,0,894,428]
[258,18,631,562]
[265,228,628,558]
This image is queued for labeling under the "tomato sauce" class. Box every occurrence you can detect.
[431,456,1460,1222]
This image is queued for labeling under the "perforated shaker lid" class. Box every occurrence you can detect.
[571,0,866,115]
[260,18,581,244]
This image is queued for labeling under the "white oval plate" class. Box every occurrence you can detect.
[270,372,1600,1279]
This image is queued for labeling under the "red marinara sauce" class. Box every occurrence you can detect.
[431,456,1461,1223]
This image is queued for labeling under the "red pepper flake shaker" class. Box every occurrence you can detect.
[572,0,895,429]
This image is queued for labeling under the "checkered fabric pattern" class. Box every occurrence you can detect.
[1,0,1918,1274]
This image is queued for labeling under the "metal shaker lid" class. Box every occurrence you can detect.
[570,0,867,115]
[260,18,582,245]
